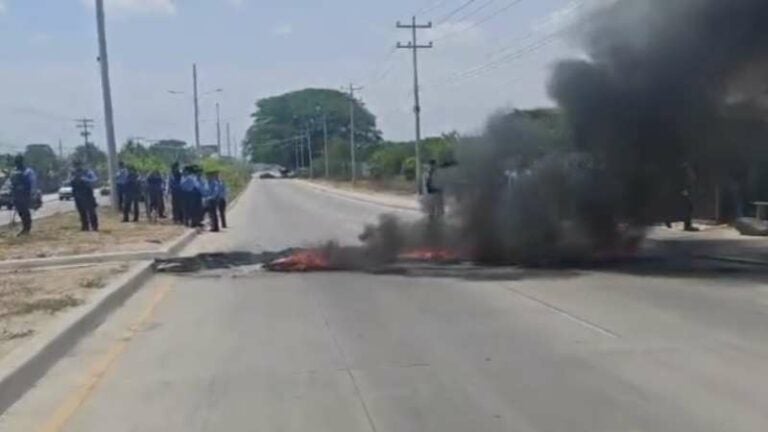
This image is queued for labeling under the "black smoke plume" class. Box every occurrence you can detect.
[355,0,768,267]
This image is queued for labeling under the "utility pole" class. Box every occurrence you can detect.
[58,139,64,160]
[75,118,95,147]
[347,83,363,184]
[216,102,222,155]
[95,0,119,209]
[306,123,314,178]
[193,64,200,150]
[294,137,301,170]
[226,122,231,157]
[397,16,433,194]
[299,133,305,170]
[323,113,329,178]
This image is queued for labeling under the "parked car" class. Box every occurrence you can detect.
[0,181,43,210]
[58,184,74,200]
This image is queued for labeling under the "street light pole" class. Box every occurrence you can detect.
[193,64,200,150]
[94,0,119,210]
[216,103,221,154]
[323,114,329,178]
[307,123,314,179]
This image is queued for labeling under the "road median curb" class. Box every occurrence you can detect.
[0,260,154,414]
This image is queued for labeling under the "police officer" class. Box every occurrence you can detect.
[204,170,223,232]
[146,169,165,221]
[116,161,128,210]
[213,172,228,229]
[70,160,99,231]
[422,159,444,221]
[168,163,184,224]
[9,155,37,236]
[181,165,204,228]
[122,165,140,223]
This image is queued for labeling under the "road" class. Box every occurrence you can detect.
[2,179,768,431]
[0,192,109,227]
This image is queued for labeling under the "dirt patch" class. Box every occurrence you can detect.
[0,207,186,261]
[0,263,129,360]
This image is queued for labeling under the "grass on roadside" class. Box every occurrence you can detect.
[0,207,186,261]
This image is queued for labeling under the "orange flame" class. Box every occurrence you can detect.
[266,249,332,272]
[399,247,461,262]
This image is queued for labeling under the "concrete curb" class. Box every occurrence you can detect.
[0,260,155,414]
[296,180,420,213]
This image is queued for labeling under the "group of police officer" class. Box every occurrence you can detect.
[6,155,228,236]
[116,161,228,232]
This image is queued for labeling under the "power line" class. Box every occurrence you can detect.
[437,0,478,25]
[434,0,524,42]
[452,0,498,24]
[414,0,454,17]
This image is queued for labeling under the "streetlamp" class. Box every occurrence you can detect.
[315,105,329,178]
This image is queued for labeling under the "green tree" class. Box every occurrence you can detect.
[244,88,381,169]
[72,143,107,167]
[149,139,194,166]
[24,144,62,192]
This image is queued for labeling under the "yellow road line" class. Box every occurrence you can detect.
[38,282,173,432]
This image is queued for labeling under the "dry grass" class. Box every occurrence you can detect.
[0,263,127,359]
[0,207,186,261]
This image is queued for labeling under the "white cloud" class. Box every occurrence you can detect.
[0,0,6,14]
[272,23,293,37]
[81,0,176,15]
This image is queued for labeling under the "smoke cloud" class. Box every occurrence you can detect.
[356,0,768,267]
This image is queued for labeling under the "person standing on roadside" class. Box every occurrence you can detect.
[204,170,223,232]
[146,169,165,221]
[9,155,36,236]
[122,165,140,223]
[214,172,228,229]
[181,165,204,228]
[70,160,99,231]
[168,163,184,224]
[116,161,128,210]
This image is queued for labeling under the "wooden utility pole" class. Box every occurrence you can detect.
[347,83,363,184]
[397,16,433,194]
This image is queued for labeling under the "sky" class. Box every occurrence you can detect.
[0,0,594,155]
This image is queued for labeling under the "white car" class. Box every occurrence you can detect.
[58,185,73,201]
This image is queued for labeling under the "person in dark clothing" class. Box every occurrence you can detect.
[146,170,165,222]
[116,161,128,210]
[204,171,225,232]
[422,159,444,221]
[169,163,184,224]
[215,174,228,229]
[181,165,204,228]
[122,166,140,222]
[9,155,36,236]
[70,160,99,231]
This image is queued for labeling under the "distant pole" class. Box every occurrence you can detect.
[397,16,433,194]
[323,114,329,178]
[294,137,300,170]
[95,0,119,209]
[347,83,363,184]
[75,118,95,147]
[215,102,222,155]
[58,139,64,159]
[299,133,305,170]
[306,124,314,178]
[226,122,231,157]
[193,64,201,150]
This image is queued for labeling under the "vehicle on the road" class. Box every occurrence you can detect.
[259,172,278,179]
[58,184,74,200]
[0,180,43,210]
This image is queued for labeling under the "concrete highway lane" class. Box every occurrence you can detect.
[2,179,768,431]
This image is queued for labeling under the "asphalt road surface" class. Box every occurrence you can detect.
[2,179,768,431]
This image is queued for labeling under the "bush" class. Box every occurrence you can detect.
[200,158,252,198]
